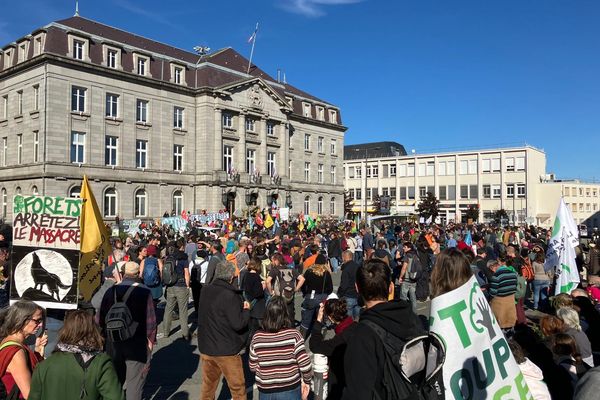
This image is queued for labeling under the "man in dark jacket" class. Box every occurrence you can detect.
[328,232,343,272]
[197,260,250,400]
[338,250,361,319]
[342,259,424,400]
[99,261,156,400]
[204,241,224,284]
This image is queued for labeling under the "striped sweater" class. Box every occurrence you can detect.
[249,328,313,393]
[490,266,518,297]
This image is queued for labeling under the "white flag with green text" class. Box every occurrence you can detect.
[544,198,580,295]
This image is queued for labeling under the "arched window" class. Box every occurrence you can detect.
[317,196,323,215]
[31,186,39,196]
[15,187,21,195]
[104,188,117,218]
[134,189,147,217]
[330,197,336,215]
[1,189,6,218]
[69,186,81,198]
[172,190,183,216]
[304,196,310,215]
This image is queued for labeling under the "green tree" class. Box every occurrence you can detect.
[417,192,440,222]
[493,208,509,224]
[465,204,480,222]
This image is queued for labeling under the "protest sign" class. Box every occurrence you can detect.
[11,195,82,309]
[429,276,531,400]
[279,207,290,221]
[121,219,141,235]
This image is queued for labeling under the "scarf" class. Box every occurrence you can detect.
[55,343,102,363]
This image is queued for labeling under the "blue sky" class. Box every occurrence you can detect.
[2,0,599,180]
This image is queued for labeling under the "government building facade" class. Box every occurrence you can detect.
[344,142,600,228]
[0,16,346,221]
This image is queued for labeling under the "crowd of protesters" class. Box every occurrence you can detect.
[0,214,600,399]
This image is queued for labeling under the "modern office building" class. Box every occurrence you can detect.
[535,178,600,229]
[0,15,346,221]
[344,142,549,225]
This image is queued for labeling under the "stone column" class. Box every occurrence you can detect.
[259,118,268,176]
[238,112,246,173]
[214,107,222,171]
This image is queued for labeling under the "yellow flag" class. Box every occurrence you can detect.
[264,212,274,229]
[299,219,305,231]
[79,175,111,301]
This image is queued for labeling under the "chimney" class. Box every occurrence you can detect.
[283,71,287,84]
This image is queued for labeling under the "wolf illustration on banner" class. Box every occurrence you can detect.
[31,252,71,301]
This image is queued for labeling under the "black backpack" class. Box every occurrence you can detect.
[405,254,423,281]
[361,320,446,400]
[105,284,139,342]
[274,268,296,304]
[162,256,179,287]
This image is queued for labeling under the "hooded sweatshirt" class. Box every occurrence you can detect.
[518,358,551,400]
[341,300,424,400]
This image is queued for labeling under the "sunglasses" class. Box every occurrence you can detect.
[29,317,44,326]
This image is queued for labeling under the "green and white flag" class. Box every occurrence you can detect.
[544,198,580,295]
[430,276,532,399]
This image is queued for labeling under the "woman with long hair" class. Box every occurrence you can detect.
[532,250,552,311]
[249,296,312,400]
[429,248,473,299]
[295,254,333,338]
[29,310,124,399]
[552,333,589,388]
[0,300,47,399]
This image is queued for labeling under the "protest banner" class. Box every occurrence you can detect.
[79,176,112,302]
[121,219,142,235]
[11,194,82,309]
[279,207,290,221]
[429,276,531,400]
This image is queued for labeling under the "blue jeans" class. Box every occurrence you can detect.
[533,280,551,310]
[330,257,340,272]
[345,297,361,320]
[259,385,301,399]
[400,281,417,313]
[354,251,363,265]
[301,294,327,333]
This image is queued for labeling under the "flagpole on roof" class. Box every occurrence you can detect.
[74,0,80,16]
[247,22,259,74]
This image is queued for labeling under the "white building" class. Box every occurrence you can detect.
[536,178,600,229]
[344,142,547,225]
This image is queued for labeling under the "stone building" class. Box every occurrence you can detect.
[0,16,346,220]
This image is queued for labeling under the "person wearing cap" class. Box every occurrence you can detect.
[197,260,250,400]
[98,261,157,400]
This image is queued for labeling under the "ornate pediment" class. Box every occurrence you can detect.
[217,78,292,113]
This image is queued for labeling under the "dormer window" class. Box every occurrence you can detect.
[137,57,146,75]
[34,35,43,56]
[18,43,27,63]
[3,50,13,69]
[303,102,311,118]
[329,109,337,124]
[73,40,84,60]
[172,65,185,85]
[316,106,325,121]
[107,49,118,69]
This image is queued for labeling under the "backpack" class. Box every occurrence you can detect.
[195,260,209,284]
[274,268,296,304]
[105,284,139,342]
[361,320,446,400]
[162,256,179,287]
[405,254,422,281]
[0,341,33,400]
[515,274,527,300]
[142,257,161,287]
[520,258,534,282]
